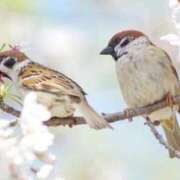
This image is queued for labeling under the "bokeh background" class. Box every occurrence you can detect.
[1,0,180,179]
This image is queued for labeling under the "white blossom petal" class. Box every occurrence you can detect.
[37,164,54,179]
[160,33,180,45]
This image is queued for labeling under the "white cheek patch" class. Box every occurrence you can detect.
[114,43,123,57]
[10,59,31,82]
[115,36,150,58]
[0,63,11,75]
[14,59,31,73]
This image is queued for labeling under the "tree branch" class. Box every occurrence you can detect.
[145,118,180,158]
[1,95,179,126]
[1,95,180,159]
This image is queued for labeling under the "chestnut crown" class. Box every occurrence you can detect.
[0,49,27,62]
[0,49,28,80]
[100,30,146,60]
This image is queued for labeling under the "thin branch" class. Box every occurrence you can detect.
[145,118,180,158]
[1,95,180,159]
[0,102,20,117]
[0,95,180,127]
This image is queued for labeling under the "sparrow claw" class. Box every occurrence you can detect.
[165,92,174,110]
[68,117,76,128]
[45,116,77,127]
[144,116,151,125]
[124,108,134,122]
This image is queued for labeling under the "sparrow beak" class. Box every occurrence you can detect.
[0,71,12,83]
[100,46,114,55]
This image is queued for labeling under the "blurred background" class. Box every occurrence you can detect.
[1,0,180,179]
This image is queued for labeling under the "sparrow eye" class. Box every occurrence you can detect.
[4,57,16,68]
[120,38,130,47]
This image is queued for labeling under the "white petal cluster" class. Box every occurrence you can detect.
[0,92,63,179]
[160,0,180,45]
[19,92,53,154]
[161,33,180,45]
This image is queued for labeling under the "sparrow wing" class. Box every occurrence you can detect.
[162,50,179,81]
[148,45,180,104]
[149,45,179,83]
[19,63,86,99]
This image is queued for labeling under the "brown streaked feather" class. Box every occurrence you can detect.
[160,48,180,99]
[20,63,86,99]
[171,65,179,81]
[162,50,179,81]
[161,49,180,98]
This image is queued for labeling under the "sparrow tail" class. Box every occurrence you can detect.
[161,115,180,158]
[77,99,112,129]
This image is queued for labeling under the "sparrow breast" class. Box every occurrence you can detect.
[116,45,179,109]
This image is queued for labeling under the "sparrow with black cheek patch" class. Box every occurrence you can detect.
[101,30,180,157]
[0,49,111,129]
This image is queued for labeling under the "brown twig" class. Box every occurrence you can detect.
[0,102,20,117]
[145,118,180,158]
[0,95,180,126]
[1,96,180,158]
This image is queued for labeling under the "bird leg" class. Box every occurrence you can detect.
[44,116,76,127]
[124,108,134,122]
[67,117,77,128]
[165,92,174,110]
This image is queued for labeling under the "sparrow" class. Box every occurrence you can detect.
[0,49,111,129]
[100,30,180,157]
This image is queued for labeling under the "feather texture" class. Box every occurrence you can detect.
[0,49,110,129]
[19,63,86,99]
[17,62,110,129]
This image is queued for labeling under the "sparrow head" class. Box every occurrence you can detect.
[100,30,150,61]
[0,49,28,81]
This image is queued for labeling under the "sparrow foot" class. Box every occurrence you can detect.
[124,108,134,122]
[44,116,76,127]
[165,92,174,110]
[68,117,77,128]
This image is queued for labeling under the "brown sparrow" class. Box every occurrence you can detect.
[100,30,180,157]
[0,49,111,129]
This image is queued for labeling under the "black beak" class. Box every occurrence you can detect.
[100,46,114,55]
